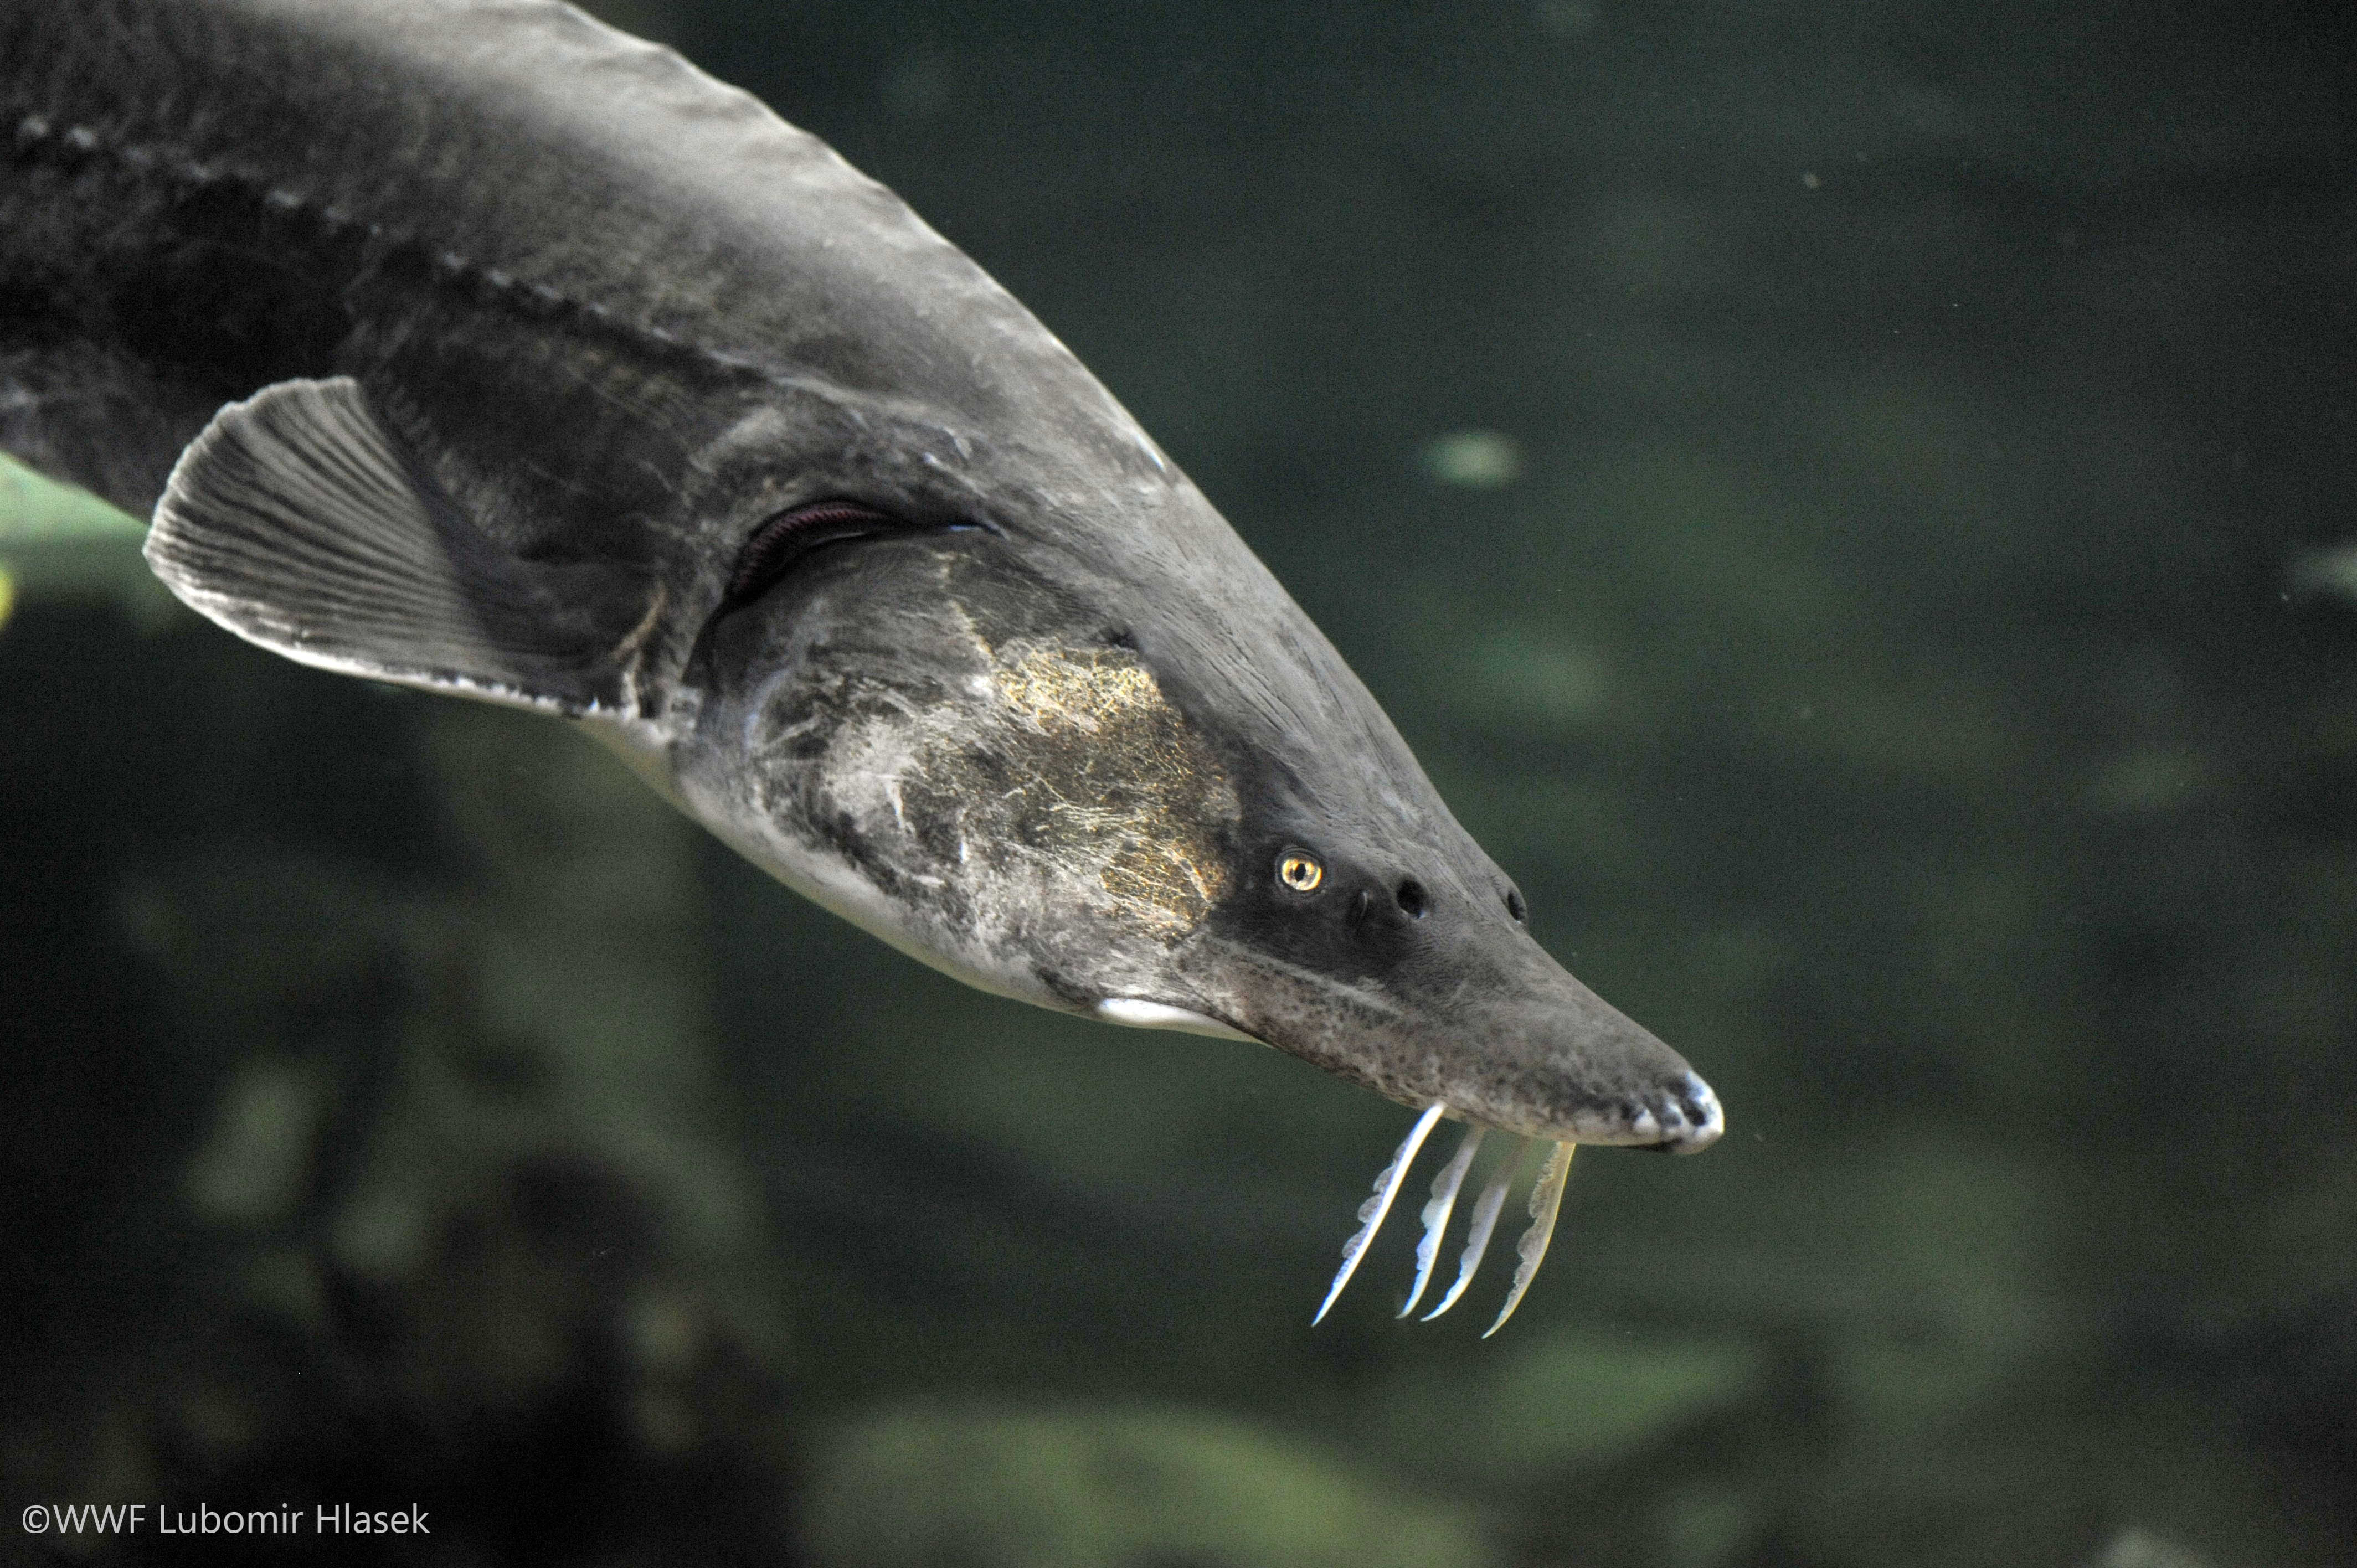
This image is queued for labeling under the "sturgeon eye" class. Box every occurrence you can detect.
[1277,852,1324,893]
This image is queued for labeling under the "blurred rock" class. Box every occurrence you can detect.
[1375,1331,1762,1482]
[804,1402,1485,1568]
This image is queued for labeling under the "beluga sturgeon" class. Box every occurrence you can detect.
[0,0,1723,1331]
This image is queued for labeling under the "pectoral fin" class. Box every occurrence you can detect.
[145,378,656,717]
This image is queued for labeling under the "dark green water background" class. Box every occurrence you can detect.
[3,1,2354,1564]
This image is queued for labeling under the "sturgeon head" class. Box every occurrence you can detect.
[111,0,1720,1327]
[651,436,1722,1333]
[668,479,1723,1160]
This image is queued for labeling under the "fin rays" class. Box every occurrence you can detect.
[1313,1108,1579,1337]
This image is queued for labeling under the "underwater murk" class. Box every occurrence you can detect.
[3,1,2354,1565]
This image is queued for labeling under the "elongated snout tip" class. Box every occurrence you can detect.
[1629,1071,1725,1153]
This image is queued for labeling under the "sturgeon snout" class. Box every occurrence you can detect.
[1641,1072,1727,1153]
[1151,831,1723,1331]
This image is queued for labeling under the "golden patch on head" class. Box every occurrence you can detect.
[897,641,1237,936]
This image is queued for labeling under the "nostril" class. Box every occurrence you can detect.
[1396,880,1429,919]
[1504,888,1526,923]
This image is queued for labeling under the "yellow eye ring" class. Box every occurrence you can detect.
[1277,853,1324,893]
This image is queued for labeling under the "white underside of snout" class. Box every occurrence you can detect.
[1095,998,1257,1041]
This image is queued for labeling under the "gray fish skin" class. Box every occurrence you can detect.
[0,0,1723,1151]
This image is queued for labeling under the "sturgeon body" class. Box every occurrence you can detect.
[1,0,1721,1326]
